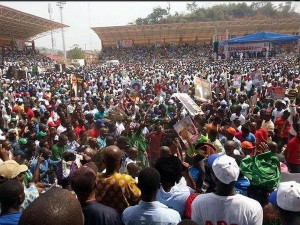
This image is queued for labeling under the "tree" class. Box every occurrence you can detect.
[67,44,85,59]
[186,2,198,14]
[134,2,300,25]
[147,7,169,24]
[56,50,64,57]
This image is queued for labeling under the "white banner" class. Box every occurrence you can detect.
[171,93,204,117]
[227,42,269,52]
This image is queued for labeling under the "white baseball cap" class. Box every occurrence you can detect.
[212,154,240,184]
[269,181,300,212]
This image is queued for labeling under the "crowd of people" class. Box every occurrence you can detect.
[100,43,211,62]
[0,43,299,225]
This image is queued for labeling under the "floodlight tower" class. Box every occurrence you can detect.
[48,3,55,53]
[57,1,67,63]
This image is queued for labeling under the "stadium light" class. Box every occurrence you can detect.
[57,1,67,64]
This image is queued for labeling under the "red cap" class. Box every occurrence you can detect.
[48,121,58,128]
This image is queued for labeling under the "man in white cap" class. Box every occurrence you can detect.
[269,181,300,225]
[192,154,263,225]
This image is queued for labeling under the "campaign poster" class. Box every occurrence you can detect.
[233,73,242,89]
[248,93,258,118]
[70,74,77,98]
[76,74,84,98]
[172,93,204,117]
[129,80,142,102]
[251,70,263,87]
[267,86,285,99]
[174,116,200,148]
[194,77,212,102]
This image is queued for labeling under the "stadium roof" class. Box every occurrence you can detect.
[92,18,300,47]
[0,4,69,41]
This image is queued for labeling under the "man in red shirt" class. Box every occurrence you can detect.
[73,118,86,139]
[250,119,268,153]
[275,110,291,151]
[284,116,300,173]
[146,125,165,166]
[89,119,105,139]
[24,105,34,121]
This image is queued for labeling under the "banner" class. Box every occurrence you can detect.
[233,73,242,89]
[267,86,285,99]
[194,77,212,102]
[174,116,200,148]
[251,70,263,87]
[248,93,258,118]
[71,74,77,98]
[76,74,84,98]
[227,42,269,52]
[129,80,142,102]
[172,93,203,117]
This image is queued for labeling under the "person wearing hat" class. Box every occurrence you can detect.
[0,160,39,210]
[224,127,241,151]
[14,138,28,158]
[192,154,263,225]
[269,181,300,225]
[241,141,256,156]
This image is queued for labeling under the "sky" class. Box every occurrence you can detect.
[1,1,300,51]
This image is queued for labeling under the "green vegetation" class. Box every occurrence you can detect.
[134,2,299,25]
[67,44,85,59]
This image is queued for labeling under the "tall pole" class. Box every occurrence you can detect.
[57,1,67,64]
[225,29,229,60]
[87,2,92,51]
[48,3,55,53]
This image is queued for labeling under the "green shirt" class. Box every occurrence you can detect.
[51,143,67,161]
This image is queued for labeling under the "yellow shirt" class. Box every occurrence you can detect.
[96,172,141,213]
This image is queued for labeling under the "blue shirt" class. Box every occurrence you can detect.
[30,158,59,183]
[0,212,22,225]
[97,137,107,149]
[189,167,200,183]
[122,201,181,225]
[156,184,194,217]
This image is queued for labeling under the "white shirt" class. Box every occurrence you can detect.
[230,113,245,125]
[272,109,284,122]
[116,122,125,136]
[57,124,67,135]
[192,193,263,225]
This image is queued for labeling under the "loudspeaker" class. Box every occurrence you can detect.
[213,42,219,53]
[62,64,66,72]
